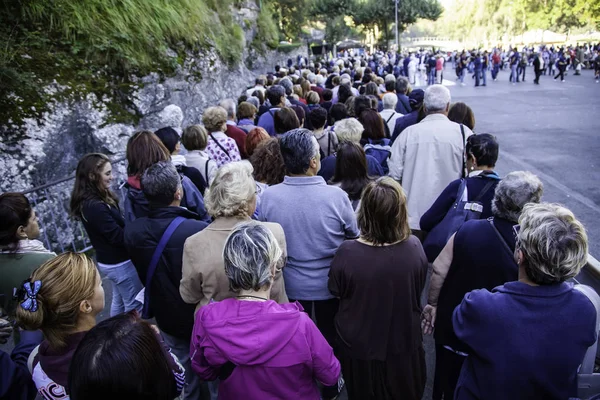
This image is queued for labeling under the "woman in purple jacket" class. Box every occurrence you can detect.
[190,221,341,400]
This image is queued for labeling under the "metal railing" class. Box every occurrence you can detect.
[20,157,128,255]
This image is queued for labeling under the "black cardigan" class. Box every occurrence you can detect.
[81,200,130,264]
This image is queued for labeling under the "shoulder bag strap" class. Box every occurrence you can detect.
[473,180,496,203]
[460,124,466,178]
[327,131,332,156]
[386,112,396,124]
[204,159,210,184]
[487,217,513,258]
[142,216,186,318]
[209,133,231,160]
[574,284,600,374]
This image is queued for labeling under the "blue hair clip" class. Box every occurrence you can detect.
[20,280,42,312]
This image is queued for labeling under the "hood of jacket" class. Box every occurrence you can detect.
[198,298,306,366]
[37,331,87,388]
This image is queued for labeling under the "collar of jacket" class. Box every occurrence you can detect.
[496,281,573,298]
[282,175,326,186]
[207,216,250,231]
[147,206,200,220]
[422,113,449,122]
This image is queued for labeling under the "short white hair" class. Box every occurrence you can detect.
[382,93,398,110]
[518,203,588,285]
[341,77,351,85]
[334,118,364,144]
[424,85,451,113]
[384,74,396,83]
[219,99,237,119]
[492,171,543,222]
[205,162,255,218]
[316,75,325,85]
[307,73,317,84]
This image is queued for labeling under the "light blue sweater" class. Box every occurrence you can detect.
[259,176,359,300]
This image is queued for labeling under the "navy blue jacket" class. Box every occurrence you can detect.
[81,199,130,264]
[124,206,208,339]
[391,110,419,144]
[435,217,517,352]
[420,172,500,234]
[395,94,411,114]
[319,154,384,183]
[453,281,596,400]
[473,56,482,70]
[0,330,43,400]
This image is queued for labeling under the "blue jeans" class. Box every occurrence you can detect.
[428,69,435,85]
[492,64,499,79]
[97,260,143,316]
[459,69,465,83]
[510,65,517,82]
[482,68,487,85]
[161,330,205,400]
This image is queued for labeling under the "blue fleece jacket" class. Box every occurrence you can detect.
[0,330,43,400]
[259,176,359,300]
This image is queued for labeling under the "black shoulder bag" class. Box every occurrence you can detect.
[209,133,231,160]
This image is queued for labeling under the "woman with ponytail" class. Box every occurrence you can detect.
[70,153,142,316]
[16,252,105,399]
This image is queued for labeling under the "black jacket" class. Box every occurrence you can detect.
[81,200,130,264]
[124,206,208,339]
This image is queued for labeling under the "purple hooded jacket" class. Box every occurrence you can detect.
[190,298,340,400]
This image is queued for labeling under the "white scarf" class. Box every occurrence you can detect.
[0,239,55,255]
[171,155,187,167]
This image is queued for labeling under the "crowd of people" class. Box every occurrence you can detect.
[0,52,598,400]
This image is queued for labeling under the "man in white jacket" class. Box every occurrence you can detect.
[388,85,473,234]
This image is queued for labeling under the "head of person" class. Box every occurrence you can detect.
[358,177,411,246]
[245,127,270,157]
[141,161,183,209]
[182,124,209,152]
[202,106,228,133]
[0,193,40,251]
[246,96,260,109]
[154,127,181,155]
[354,95,373,119]
[344,96,356,117]
[466,133,499,171]
[323,89,333,102]
[359,109,385,141]
[492,171,544,223]
[309,107,327,131]
[328,103,348,126]
[306,91,320,106]
[290,105,305,127]
[70,153,119,218]
[68,311,179,400]
[278,78,293,96]
[516,203,588,285]
[237,101,258,122]
[300,80,311,98]
[16,252,104,349]
[337,84,353,105]
[382,93,398,110]
[252,89,265,105]
[332,75,341,87]
[448,102,475,131]
[408,88,424,112]
[331,142,370,201]
[126,131,171,177]
[274,107,300,135]
[292,85,303,99]
[223,221,283,295]
[335,118,364,144]
[266,85,286,107]
[423,85,451,115]
[205,162,257,219]
[255,77,266,87]
[279,128,321,177]
[250,138,287,185]
[384,79,396,93]
[365,82,379,97]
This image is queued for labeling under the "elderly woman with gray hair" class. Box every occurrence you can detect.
[180,161,287,313]
[190,221,341,400]
[452,203,596,400]
[421,171,544,400]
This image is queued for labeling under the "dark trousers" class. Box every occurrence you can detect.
[289,298,340,397]
[474,69,481,86]
[554,68,565,81]
[534,70,542,84]
[432,345,466,400]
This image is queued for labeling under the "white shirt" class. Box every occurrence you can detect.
[185,150,218,184]
[379,109,402,134]
[246,85,266,98]
[388,114,473,230]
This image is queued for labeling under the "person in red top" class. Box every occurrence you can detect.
[219,99,248,159]
[491,50,501,81]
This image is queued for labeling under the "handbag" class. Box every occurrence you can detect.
[142,216,186,319]
[209,133,231,160]
[575,284,600,399]
[422,176,498,262]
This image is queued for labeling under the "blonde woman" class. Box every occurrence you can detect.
[16,252,105,399]
[328,177,428,400]
[202,107,241,168]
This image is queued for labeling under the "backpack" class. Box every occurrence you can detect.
[422,173,500,262]
[363,138,392,174]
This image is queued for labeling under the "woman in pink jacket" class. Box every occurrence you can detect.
[190,221,341,400]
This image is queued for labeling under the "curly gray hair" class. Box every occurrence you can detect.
[518,203,588,285]
[223,221,283,292]
[492,171,544,222]
[205,162,255,218]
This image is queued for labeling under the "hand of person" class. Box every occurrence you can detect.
[421,304,437,336]
[0,318,13,345]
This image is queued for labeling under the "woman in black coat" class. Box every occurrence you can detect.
[420,134,501,262]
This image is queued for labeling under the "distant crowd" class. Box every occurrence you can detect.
[0,49,598,400]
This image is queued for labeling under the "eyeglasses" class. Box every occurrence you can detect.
[513,224,521,247]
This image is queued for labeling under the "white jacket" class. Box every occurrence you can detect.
[185,150,218,185]
[388,113,473,230]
